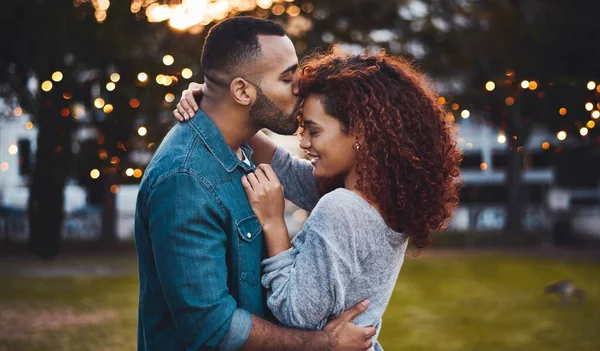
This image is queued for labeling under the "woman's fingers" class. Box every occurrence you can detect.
[257,164,279,183]
[254,167,269,184]
[179,99,193,120]
[246,172,260,190]
[241,175,253,194]
[173,109,185,122]
[187,83,202,111]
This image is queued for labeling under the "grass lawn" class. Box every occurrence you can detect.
[0,253,598,351]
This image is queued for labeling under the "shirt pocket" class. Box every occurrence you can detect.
[236,215,263,285]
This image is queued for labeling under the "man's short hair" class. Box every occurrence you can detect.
[201,17,286,83]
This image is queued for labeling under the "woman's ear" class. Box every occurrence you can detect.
[230,78,257,106]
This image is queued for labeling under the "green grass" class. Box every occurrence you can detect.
[0,254,599,351]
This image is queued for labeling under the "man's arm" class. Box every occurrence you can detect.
[149,172,246,350]
[243,302,375,351]
[149,172,374,351]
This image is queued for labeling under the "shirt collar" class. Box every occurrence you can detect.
[188,109,255,173]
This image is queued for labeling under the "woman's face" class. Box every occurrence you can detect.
[299,95,357,178]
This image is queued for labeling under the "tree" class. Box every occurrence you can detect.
[0,0,198,257]
[306,0,600,236]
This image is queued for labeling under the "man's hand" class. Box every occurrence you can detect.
[323,299,377,351]
[241,299,375,351]
[174,82,203,121]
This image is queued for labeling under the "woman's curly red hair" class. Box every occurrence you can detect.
[298,51,462,248]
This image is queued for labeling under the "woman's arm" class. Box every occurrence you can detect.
[172,83,280,166]
[247,131,278,165]
[260,199,358,330]
[241,167,364,331]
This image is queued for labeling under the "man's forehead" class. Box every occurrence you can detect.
[257,35,298,72]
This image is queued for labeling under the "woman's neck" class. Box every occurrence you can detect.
[343,169,383,214]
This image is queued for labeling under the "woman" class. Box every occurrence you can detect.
[175,52,461,350]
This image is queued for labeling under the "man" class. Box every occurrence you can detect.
[135,17,375,350]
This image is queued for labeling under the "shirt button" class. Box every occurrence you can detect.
[247,232,252,238]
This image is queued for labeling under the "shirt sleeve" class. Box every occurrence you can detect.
[260,193,358,330]
[270,146,320,211]
[147,172,252,350]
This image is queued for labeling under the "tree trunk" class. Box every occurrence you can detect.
[27,102,74,259]
[100,172,118,246]
[505,140,524,237]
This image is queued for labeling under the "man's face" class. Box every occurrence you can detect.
[249,35,302,135]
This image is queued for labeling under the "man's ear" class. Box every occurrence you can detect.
[230,78,256,106]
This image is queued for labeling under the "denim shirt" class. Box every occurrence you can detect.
[135,110,269,351]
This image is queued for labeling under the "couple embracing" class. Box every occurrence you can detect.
[135,16,460,351]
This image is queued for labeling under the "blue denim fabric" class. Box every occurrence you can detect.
[135,110,268,350]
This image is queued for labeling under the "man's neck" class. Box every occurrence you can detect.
[200,97,259,152]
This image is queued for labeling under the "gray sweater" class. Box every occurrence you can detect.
[263,147,408,351]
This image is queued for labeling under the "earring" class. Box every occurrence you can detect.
[353,142,360,151]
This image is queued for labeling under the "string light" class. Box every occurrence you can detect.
[8,145,18,155]
[301,2,314,13]
[286,5,301,16]
[272,4,285,15]
[557,131,567,141]
[485,81,495,91]
[90,169,100,179]
[165,93,175,102]
[0,162,8,172]
[181,68,193,79]
[126,168,134,177]
[14,107,23,116]
[505,97,515,106]
[25,122,33,130]
[106,82,116,91]
[587,81,596,90]
[110,73,120,82]
[585,102,594,111]
[580,127,588,136]
[94,98,105,109]
[520,80,529,89]
[542,142,550,150]
[133,169,143,178]
[138,126,147,136]
[461,110,470,119]
[110,185,120,194]
[497,135,506,144]
[528,81,538,90]
[130,98,140,108]
[587,120,596,129]
[480,163,488,171]
[559,107,567,115]
[41,80,53,92]
[103,104,114,113]
[162,54,174,66]
[592,110,600,119]
[137,72,148,82]
[52,71,63,82]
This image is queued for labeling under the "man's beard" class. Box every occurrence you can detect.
[249,86,301,135]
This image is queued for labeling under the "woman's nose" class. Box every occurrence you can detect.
[292,76,300,95]
[299,135,311,150]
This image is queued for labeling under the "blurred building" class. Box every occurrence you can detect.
[1,118,598,242]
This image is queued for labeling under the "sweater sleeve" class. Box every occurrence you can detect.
[260,191,359,330]
[270,146,320,212]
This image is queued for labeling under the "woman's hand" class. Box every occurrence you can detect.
[241,164,290,256]
[173,82,203,121]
